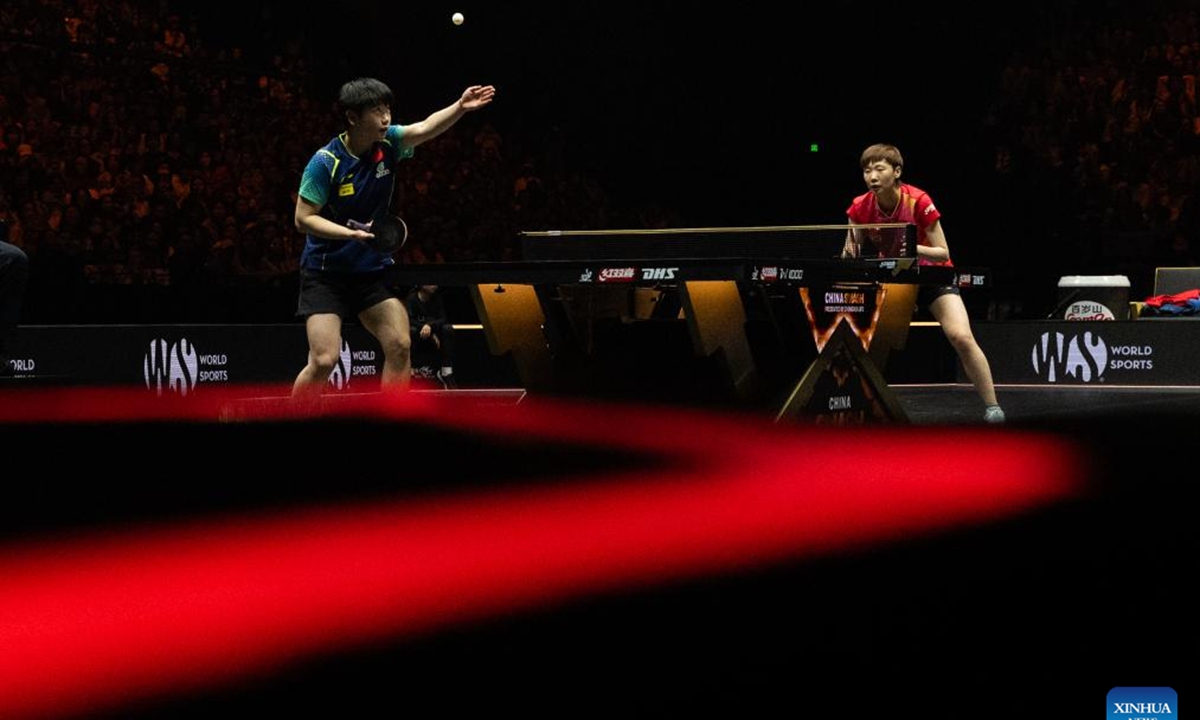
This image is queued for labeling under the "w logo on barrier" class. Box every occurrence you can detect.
[327,340,353,390]
[143,338,199,396]
[1031,331,1108,383]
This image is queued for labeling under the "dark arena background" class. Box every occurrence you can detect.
[1,1,1196,717]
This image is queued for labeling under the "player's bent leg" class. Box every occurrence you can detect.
[360,297,412,389]
[929,293,1001,410]
[292,313,343,398]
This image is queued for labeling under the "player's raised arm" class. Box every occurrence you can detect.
[400,85,496,149]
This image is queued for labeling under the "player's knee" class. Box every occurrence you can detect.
[309,349,340,374]
[382,333,411,360]
[945,329,977,354]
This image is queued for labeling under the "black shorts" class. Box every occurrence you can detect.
[918,284,960,308]
[296,269,395,319]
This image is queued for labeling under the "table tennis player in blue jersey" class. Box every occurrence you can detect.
[291,78,495,399]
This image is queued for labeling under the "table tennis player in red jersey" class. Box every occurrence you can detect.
[843,143,1005,423]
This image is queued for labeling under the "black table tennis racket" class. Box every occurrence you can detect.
[348,215,408,254]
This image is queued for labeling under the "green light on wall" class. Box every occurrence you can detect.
[809,143,819,152]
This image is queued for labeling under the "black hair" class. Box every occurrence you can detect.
[337,77,394,117]
[860,143,904,172]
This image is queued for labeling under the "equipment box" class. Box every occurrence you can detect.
[1056,275,1130,320]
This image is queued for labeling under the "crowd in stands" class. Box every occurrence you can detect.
[0,0,675,323]
[4,0,1200,323]
[979,0,1200,313]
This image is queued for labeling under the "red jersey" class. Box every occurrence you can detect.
[846,182,950,267]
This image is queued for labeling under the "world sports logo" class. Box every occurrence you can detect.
[143,338,199,396]
[1030,331,1108,383]
[327,340,353,390]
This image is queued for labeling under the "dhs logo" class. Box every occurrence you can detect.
[1031,331,1108,383]
[641,267,677,281]
[144,338,199,396]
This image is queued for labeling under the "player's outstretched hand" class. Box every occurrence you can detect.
[460,85,495,111]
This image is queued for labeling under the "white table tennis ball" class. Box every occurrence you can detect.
[452,12,464,25]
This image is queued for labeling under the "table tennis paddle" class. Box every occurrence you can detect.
[370,214,407,254]
[347,215,408,254]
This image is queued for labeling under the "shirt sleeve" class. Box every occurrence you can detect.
[846,195,867,223]
[388,125,416,162]
[912,191,941,230]
[298,151,335,207]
